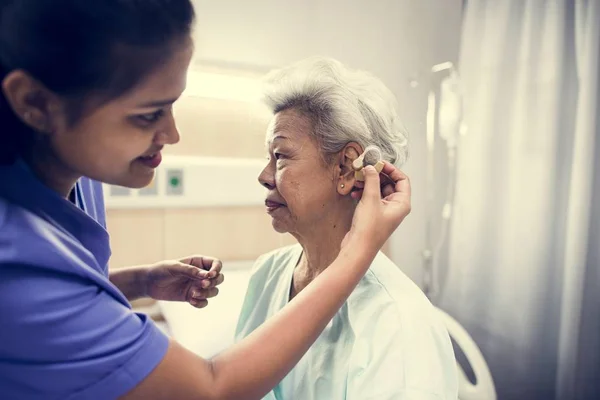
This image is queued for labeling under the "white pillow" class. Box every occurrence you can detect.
[158,264,253,358]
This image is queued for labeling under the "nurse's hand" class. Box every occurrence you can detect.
[144,256,224,308]
[342,162,411,251]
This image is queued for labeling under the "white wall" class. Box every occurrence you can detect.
[189,0,463,285]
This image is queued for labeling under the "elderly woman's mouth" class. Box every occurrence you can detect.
[265,200,286,213]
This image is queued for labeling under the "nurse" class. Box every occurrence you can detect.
[0,1,411,400]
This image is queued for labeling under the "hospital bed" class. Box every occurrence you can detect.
[157,261,253,358]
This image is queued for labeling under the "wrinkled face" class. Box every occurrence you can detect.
[46,41,194,189]
[258,109,341,235]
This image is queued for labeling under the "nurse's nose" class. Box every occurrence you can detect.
[154,111,180,146]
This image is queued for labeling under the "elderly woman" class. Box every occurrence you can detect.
[235,57,458,400]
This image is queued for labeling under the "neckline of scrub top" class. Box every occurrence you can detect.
[0,159,111,272]
[69,184,82,209]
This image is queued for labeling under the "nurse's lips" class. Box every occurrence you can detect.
[265,199,286,213]
[138,151,162,168]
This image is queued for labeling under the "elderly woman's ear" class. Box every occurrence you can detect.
[336,143,363,196]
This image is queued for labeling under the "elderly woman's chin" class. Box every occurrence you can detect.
[269,215,291,234]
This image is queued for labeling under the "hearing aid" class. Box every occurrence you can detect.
[352,145,385,181]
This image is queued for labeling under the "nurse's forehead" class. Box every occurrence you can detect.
[125,74,186,107]
[105,92,181,111]
[136,97,179,108]
[131,74,186,106]
[111,74,185,108]
[113,85,183,110]
[118,43,192,108]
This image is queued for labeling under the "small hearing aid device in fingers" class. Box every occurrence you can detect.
[352,145,385,181]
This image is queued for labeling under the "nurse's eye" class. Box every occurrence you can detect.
[136,109,165,125]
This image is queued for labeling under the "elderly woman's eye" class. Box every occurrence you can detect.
[274,153,284,160]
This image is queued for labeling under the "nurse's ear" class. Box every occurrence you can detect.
[336,142,363,196]
[2,70,63,134]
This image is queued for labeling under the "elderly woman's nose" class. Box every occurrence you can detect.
[258,168,275,189]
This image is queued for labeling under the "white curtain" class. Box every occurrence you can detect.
[438,1,600,399]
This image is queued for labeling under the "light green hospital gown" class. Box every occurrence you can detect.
[235,245,459,400]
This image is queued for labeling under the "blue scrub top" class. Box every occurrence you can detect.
[0,160,169,399]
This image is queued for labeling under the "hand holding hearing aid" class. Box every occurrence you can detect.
[352,145,386,181]
[342,146,412,252]
[350,146,400,200]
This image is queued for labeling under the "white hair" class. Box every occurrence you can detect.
[262,56,409,166]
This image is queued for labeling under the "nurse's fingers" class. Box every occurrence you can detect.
[351,167,396,201]
[206,258,222,279]
[350,189,363,200]
[379,172,396,189]
[189,298,208,308]
[180,255,223,279]
[174,262,211,280]
[190,287,220,300]
[382,183,395,198]
[203,273,225,289]
[359,166,381,205]
[379,161,406,182]
[382,168,411,202]
[378,162,411,201]
[188,288,219,307]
